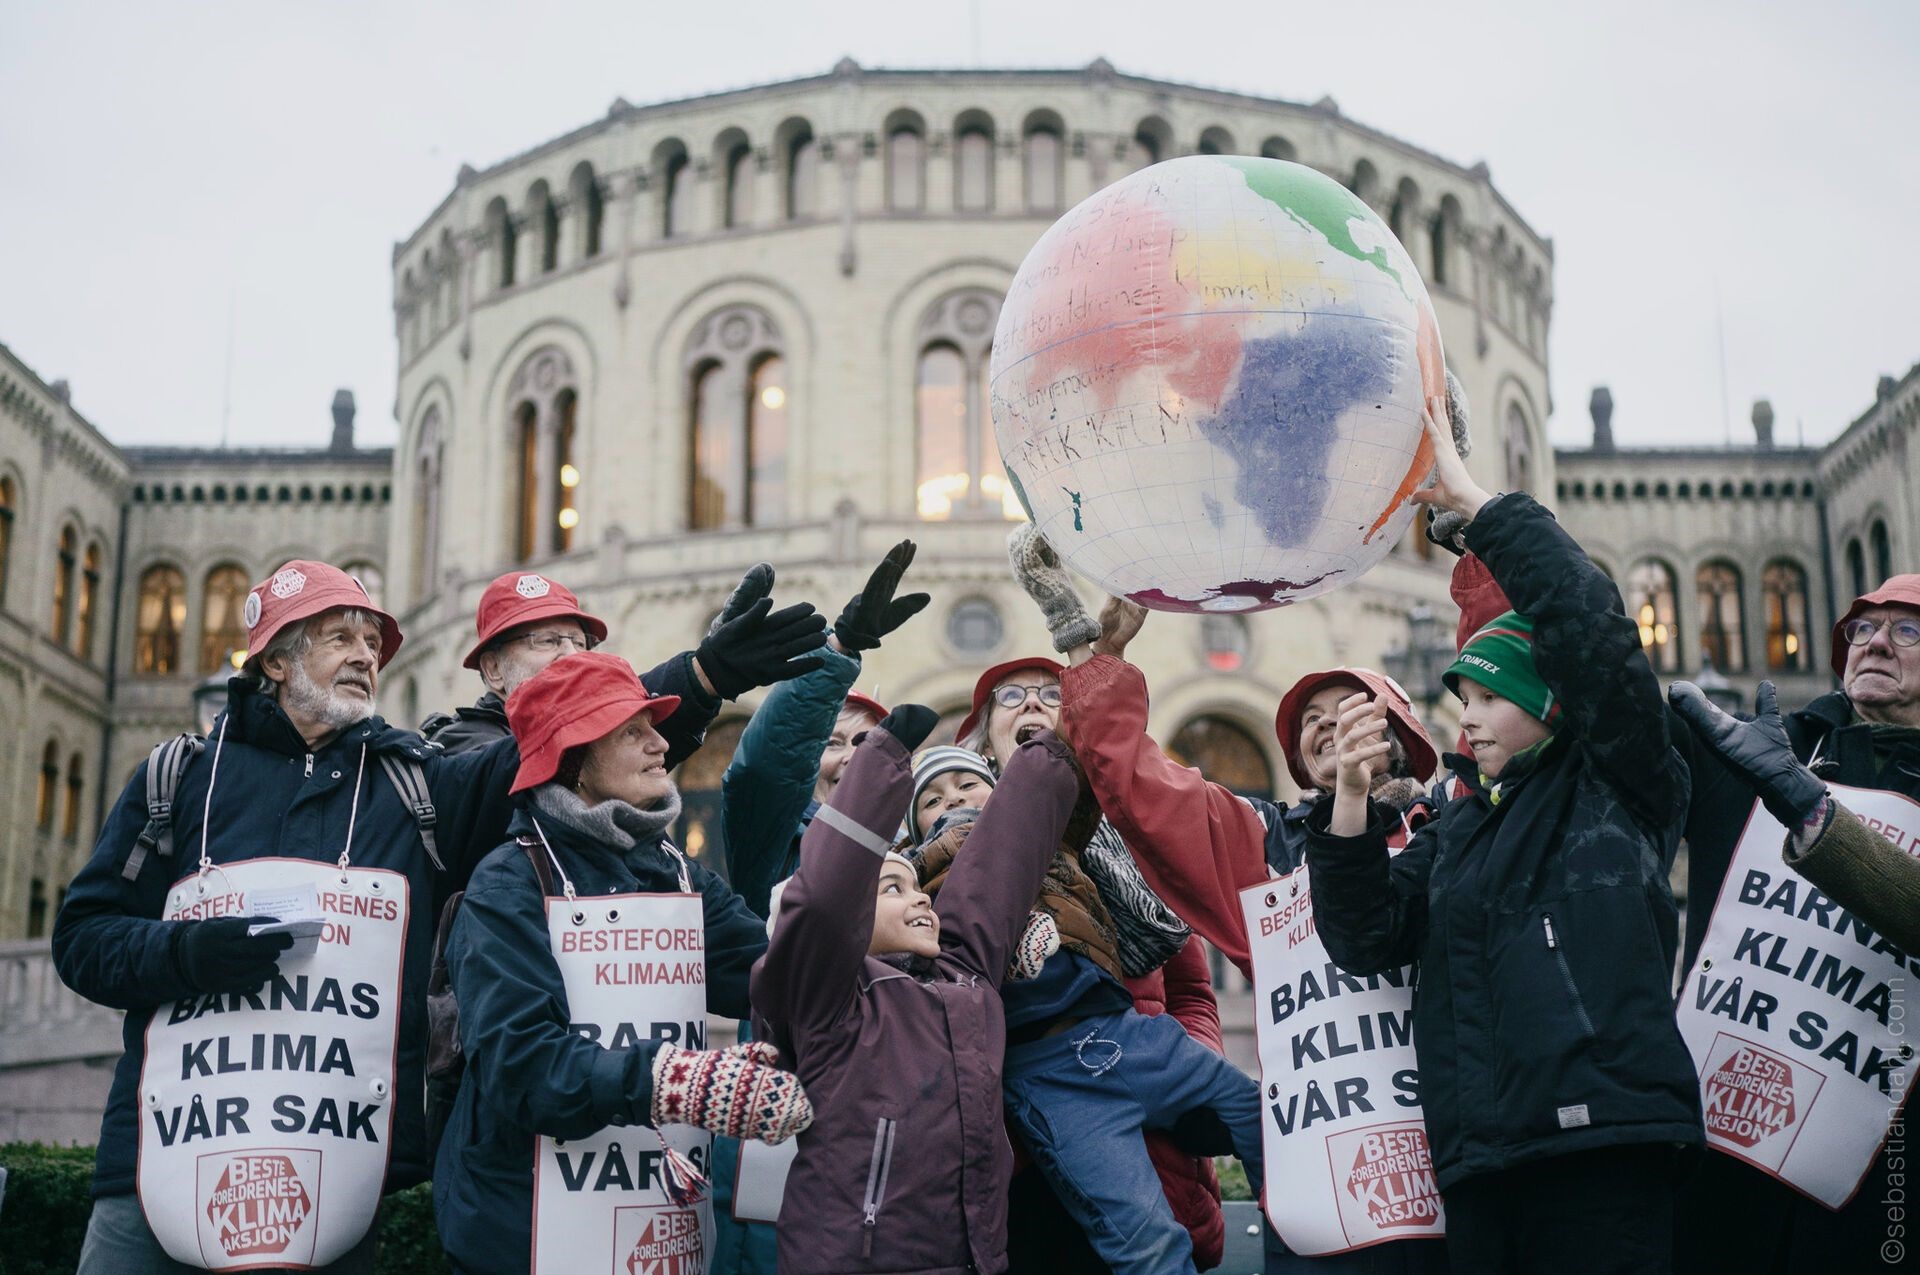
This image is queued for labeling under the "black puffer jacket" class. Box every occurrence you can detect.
[422,651,719,762]
[1674,688,1920,1274]
[1305,492,1703,1191]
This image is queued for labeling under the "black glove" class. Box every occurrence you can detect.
[695,566,829,700]
[1669,679,1826,828]
[834,540,931,652]
[876,703,940,752]
[175,916,295,994]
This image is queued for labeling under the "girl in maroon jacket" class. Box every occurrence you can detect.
[749,706,1074,1275]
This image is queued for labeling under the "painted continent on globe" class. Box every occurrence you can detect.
[989,155,1446,612]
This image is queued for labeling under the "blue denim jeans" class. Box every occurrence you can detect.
[77,1192,378,1275]
[1004,1008,1264,1275]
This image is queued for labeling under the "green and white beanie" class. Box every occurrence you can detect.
[1442,611,1562,725]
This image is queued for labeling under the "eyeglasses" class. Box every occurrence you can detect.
[511,631,595,654]
[1842,617,1920,649]
[993,683,1063,710]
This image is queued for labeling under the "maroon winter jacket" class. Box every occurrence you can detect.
[750,726,1076,1275]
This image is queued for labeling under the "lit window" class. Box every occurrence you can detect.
[749,356,789,525]
[914,291,1019,521]
[52,524,76,644]
[515,401,539,560]
[200,564,250,673]
[689,362,740,530]
[671,718,747,873]
[1695,561,1745,673]
[685,306,787,530]
[1627,559,1682,673]
[76,541,102,660]
[1167,716,1273,799]
[553,390,577,552]
[1763,561,1812,672]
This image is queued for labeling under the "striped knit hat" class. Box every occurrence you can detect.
[1443,611,1561,725]
[907,745,997,845]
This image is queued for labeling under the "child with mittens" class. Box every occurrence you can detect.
[1306,400,1703,1275]
[752,705,1083,1275]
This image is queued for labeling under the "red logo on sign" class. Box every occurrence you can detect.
[203,1153,313,1258]
[1343,1125,1441,1230]
[623,1206,703,1275]
[1705,1042,1798,1148]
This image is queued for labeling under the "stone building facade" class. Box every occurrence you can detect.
[382,60,1557,866]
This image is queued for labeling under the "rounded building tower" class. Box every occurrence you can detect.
[385,60,1554,864]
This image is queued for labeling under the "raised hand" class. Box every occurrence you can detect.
[1408,390,1495,524]
[1008,523,1100,653]
[695,565,829,699]
[1333,692,1392,799]
[1670,679,1826,828]
[1093,595,1148,661]
[874,703,940,752]
[834,540,931,652]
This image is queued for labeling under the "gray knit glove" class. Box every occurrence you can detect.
[1425,370,1476,553]
[1009,524,1101,653]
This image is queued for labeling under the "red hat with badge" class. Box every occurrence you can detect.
[243,560,403,671]
[954,655,1066,743]
[464,571,609,669]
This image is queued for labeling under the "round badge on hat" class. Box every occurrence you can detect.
[516,574,551,599]
[243,590,263,629]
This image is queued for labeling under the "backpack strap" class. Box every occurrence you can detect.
[378,753,443,871]
[122,733,205,882]
[518,837,556,897]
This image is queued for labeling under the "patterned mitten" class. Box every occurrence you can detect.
[1006,911,1061,981]
[1008,524,1101,653]
[1426,369,1477,553]
[649,1041,814,1144]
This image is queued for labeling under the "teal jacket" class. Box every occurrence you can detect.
[710,643,859,1275]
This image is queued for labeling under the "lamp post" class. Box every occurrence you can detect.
[1381,603,1457,735]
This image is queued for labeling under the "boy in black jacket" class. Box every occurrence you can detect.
[1308,402,1703,1274]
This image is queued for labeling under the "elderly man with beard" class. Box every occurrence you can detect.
[1667,574,1920,1275]
[52,561,529,1274]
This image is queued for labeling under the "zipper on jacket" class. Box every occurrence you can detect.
[861,1115,897,1258]
[1542,913,1596,1038]
[304,753,315,779]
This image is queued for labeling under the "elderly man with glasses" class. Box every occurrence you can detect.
[424,568,827,760]
[1667,573,1920,1275]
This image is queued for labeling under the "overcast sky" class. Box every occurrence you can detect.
[3,0,1915,454]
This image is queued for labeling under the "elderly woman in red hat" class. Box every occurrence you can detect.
[433,651,811,1275]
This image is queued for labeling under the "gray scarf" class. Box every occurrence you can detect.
[531,782,683,856]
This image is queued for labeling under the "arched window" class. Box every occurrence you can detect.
[1198,125,1235,156]
[514,400,539,560]
[63,751,83,840]
[955,117,994,212]
[1167,716,1274,799]
[1023,114,1063,212]
[52,524,76,644]
[1763,560,1812,672]
[1695,561,1746,673]
[914,290,1018,520]
[1133,117,1171,171]
[1871,519,1893,584]
[37,739,59,827]
[527,181,558,273]
[1847,537,1867,599]
[721,135,753,229]
[200,564,250,672]
[1259,136,1295,162]
[570,162,604,259]
[0,474,15,608]
[672,717,748,874]
[344,561,383,609]
[1504,403,1534,492]
[781,121,818,220]
[658,143,693,238]
[1627,559,1682,673]
[1348,159,1380,207]
[553,390,578,552]
[485,197,515,289]
[412,406,443,602]
[1389,178,1419,248]
[76,541,102,660]
[1430,196,1461,288]
[506,347,581,560]
[26,878,48,940]
[885,114,925,211]
[684,305,787,530]
[749,356,789,525]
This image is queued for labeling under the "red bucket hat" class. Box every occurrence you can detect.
[954,655,1066,743]
[844,691,889,724]
[1274,667,1439,791]
[506,652,681,794]
[1830,574,1920,678]
[244,560,403,670]
[464,571,609,669]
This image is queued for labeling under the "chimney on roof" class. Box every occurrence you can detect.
[50,378,71,405]
[330,389,356,452]
[1588,386,1614,452]
[1878,375,1898,404]
[1751,398,1775,449]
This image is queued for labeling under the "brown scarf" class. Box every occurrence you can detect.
[907,783,1124,982]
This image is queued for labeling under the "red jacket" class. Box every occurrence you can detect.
[1128,937,1226,1270]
